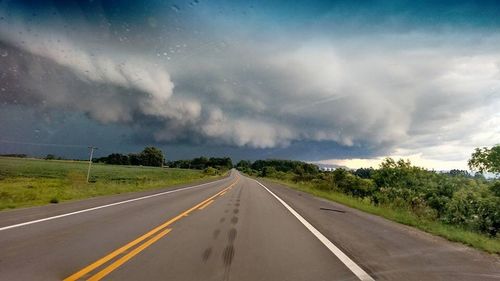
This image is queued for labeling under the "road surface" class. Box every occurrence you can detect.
[0,170,498,280]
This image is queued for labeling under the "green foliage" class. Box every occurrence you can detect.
[203,167,218,176]
[139,146,164,167]
[443,186,500,236]
[353,167,375,179]
[98,153,130,165]
[250,159,319,175]
[249,156,500,238]
[95,147,165,167]
[45,154,56,160]
[167,157,232,171]
[468,145,500,174]
[236,160,252,170]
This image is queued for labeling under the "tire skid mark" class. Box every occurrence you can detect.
[222,245,235,266]
[213,229,220,239]
[202,247,212,263]
[228,228,237,243]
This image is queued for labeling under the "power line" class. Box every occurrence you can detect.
[0,139,88,148]
[0,139,114,155]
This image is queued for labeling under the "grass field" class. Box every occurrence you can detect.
[0,157,220,211]
[264,178,500,255]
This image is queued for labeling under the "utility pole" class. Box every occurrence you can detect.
[86,146,98,183]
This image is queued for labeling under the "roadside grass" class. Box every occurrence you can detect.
[0,157,221,211]
[263,177,500,255]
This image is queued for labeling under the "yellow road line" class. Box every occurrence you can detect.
[64,177,239,281]
[219,191,227,196]
[88,228,172,281]
[198,199,214,210]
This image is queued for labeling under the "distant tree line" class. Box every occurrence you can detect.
[95,147,164,167]
[237,145,500,237]
[236,159,319,180]
[167,157,233,171]
[0,154,28,158]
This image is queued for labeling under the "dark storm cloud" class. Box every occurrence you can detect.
[1,0,499,163]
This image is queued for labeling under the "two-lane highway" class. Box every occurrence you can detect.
[0,170,499,280]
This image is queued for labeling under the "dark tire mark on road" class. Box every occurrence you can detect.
[202,247,212,262]
[228,228,237,242]
[230,216,238,224]
[233,208,239,214]
[222,245,234,266]
[213,229,220,239]
[320,207,346,213]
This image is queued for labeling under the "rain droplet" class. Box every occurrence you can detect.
[171,5,180,12]
[0,51,7,57]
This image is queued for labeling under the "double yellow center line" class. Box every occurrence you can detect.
[64,177,239,281]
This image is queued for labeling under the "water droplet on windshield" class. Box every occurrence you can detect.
[0,51,7,57]
[171,5,180,12]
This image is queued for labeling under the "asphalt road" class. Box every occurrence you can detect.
[0,170,498,280]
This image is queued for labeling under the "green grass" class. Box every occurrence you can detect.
[0,157,221,211]
[264,177,500,255]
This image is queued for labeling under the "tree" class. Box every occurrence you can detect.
[129,153,141,166]
[353,167,374,179]
[468,145,500,174]
[208,157,233,170]
[446,169,471,178]
[139,147,164,167]
[191,157,209,169]
[45,154,56,160]
[236,160,251,170]
[106,153,130,165]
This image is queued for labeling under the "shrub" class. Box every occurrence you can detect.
[203,167,218,176]
[443,187,500,236]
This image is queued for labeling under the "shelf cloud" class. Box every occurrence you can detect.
[1,0,499,167]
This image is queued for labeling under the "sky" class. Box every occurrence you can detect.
[0,0,499,170]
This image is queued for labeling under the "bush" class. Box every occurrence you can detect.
[203,167,218,176]
[443,187,500,236]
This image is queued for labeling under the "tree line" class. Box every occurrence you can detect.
[167,157,233,170]
[95,147,165,167]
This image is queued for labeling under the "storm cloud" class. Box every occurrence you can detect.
[1,0,499,166]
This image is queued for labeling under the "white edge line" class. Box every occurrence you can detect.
[0,177,230,232]
[255,179,375,281]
